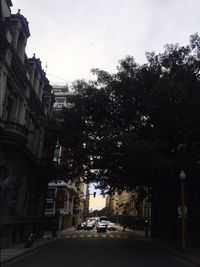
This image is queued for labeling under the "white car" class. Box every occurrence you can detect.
[96,222,107,233]
[107,222,117,231]
[85,221,94,230]
[101,220,110,226]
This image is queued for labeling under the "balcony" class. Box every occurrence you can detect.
[44,209,56,216]
[1,120,28,146]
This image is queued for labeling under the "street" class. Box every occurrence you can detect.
[2,228,197,267]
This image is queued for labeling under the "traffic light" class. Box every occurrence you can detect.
[93,192,96,198]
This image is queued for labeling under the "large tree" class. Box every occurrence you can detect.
[58,33,200,193]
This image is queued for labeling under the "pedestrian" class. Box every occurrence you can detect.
[24,224,33,248]
[51,220,57,238]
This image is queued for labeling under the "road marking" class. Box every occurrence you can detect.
[64,233,129,239]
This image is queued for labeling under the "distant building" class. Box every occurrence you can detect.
[44,85,89,230]
[45,180,78,230]
[106,187,151,227]
[52,85,76,109]
[106,190,138,216]
[75,177,89,224]
[0,1,54,247]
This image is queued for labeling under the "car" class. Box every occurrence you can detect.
[96,222,107,233]
[85,221,94,230]
[89,220,96,227]
[100,220,111,228]
[76,222,86,230]
[107,222,117,231]
[99,216,107,222]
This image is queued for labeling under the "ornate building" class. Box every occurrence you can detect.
[0,1,54,247]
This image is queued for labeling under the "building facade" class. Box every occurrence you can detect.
[106,187,151,228]
[0,1,54,247]
[44,180,78,231]
[75,177,89,224]
[106,190,138,216]
[44,178,89,230]
[44,85,89,230]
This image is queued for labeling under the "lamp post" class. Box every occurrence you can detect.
[145,187,151,239]
[179,170,187,250]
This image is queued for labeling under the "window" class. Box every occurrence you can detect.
[5,97,14,120]
[47,188,56,198]
[46,202,55,210]
[56,97,65,103]
[54,97,66,108]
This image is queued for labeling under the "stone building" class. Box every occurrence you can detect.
[106,190,137,216]
[106,188,151,228]
[0,1,54,247]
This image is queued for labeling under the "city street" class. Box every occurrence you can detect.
[2,229,197,267]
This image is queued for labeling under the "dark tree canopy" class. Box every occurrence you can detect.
[57,33,200,193]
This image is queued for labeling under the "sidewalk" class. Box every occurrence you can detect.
[125,227,200,266]
[1,227,75,266]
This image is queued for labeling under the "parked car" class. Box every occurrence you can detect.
[77,222,86,230]
[96,222,107,233]
[107,222,117,231]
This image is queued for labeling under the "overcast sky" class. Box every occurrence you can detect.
[11,0,200,85]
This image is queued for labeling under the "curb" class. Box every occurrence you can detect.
[1,237,57,266]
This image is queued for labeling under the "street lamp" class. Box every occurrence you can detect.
[179,170,187,250]
[145,187,151,239]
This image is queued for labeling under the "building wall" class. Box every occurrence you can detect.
[1,0,12,21]
[106,187,151,231]
[44,179,87,231]
[44,178,89,230]
[106,189,138,216]
[75,178,89,224]
[0,4,54,248]
[50,85,89,227]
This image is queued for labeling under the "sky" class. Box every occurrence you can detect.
[11,0,200,86]
[89,184,106,211]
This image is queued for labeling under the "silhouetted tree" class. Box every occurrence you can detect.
[58,34,200,194]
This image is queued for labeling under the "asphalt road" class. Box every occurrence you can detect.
[3,229,197,267]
